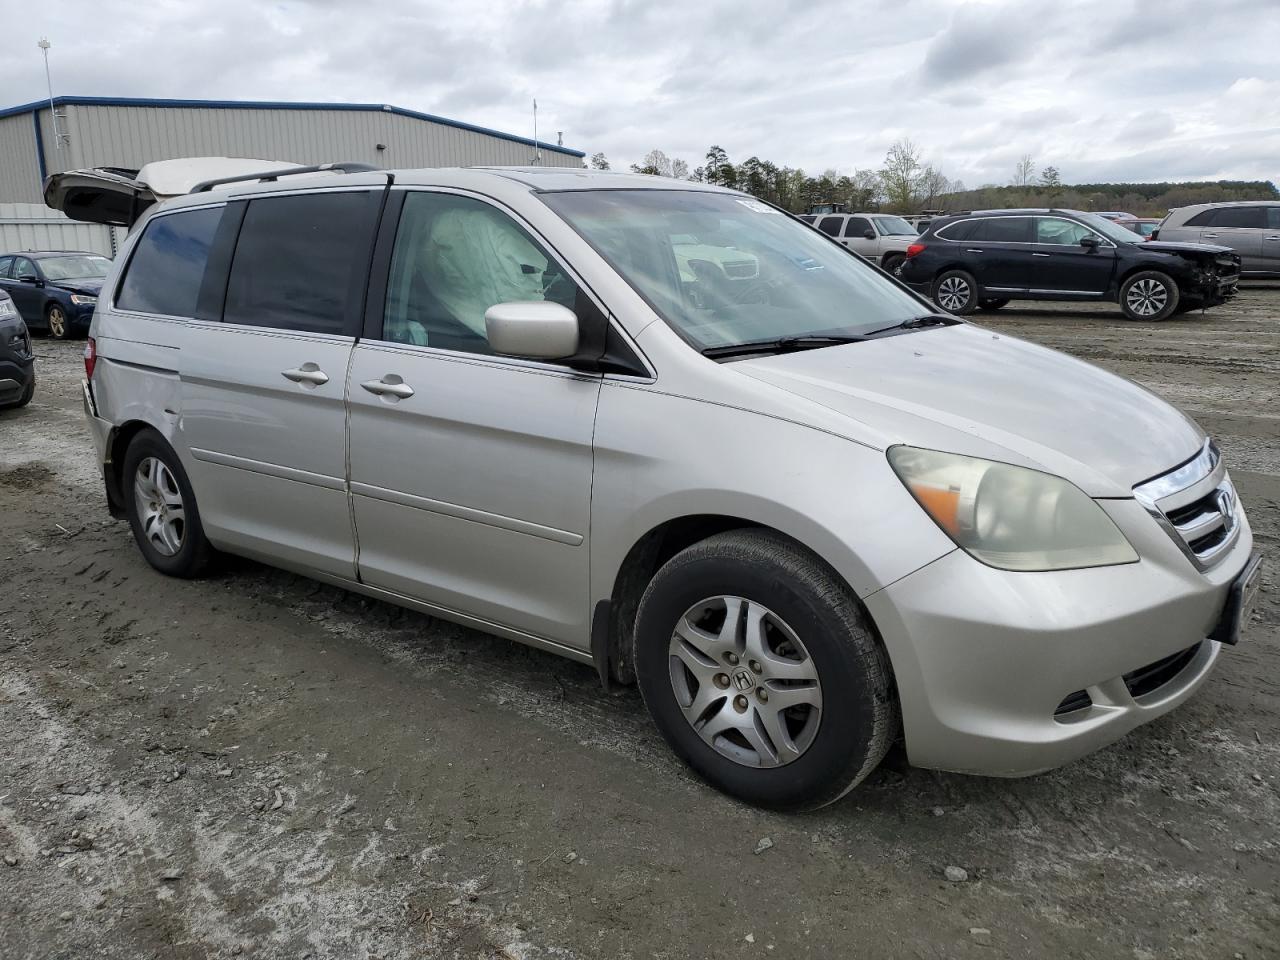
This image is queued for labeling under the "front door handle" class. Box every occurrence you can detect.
[1202,233,1219,239]
[361,375,415,400]
[1265,236,1280,241]
[1032,252,1050,257]
[966,248,984,253]
[282,363,329,386]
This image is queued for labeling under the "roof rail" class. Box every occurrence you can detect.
[190,161,382,194]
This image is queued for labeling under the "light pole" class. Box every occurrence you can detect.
[37,37,63,153]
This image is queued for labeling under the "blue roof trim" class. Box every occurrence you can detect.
[0,95,586,159]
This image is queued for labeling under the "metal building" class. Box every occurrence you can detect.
[0,95,586,205]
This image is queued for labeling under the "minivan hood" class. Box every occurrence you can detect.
[735,324,1204,497]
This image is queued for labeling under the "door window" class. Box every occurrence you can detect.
[0,257,11,279]
[843,217,872,238]
[817,216,844,237]
[1268,208,1280,230]
[12,258,38,281]
[381,192,580,355]
[969,217,1033,243]
[1184,209,1218,227]
[1035,218,1099,245]
[934,219,978,241]
[223,192,380,335]
[1212,207,1266,229]
[116,207,222,316]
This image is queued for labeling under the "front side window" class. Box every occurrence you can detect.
[872,215,917,237]
[223,192,380,335]
[1035,218,1098,246]
[541,189,930,351]
[843,217,872,238]
[13,258,38,281]
[1268,208,1280,230]
[117,207,222,316]
[1213,206,1266,229]
[818,216,844,237]
[37,255,112,281]
[382,192,579,354]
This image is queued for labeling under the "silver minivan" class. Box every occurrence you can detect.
[1156,201,1280,276]
[73,165,1261,810]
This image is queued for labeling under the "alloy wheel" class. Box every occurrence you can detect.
[1126,278,1168,317]
[133,457,186,557]
[936,276,969,311]
[667,596,822,768]
[48,306,66,338]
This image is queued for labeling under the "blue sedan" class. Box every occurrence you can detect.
[0,250,112,339]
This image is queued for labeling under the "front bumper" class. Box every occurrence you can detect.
[864,497,1255,777]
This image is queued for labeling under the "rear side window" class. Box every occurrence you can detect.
[1211,207,1265,229]
[1269,208,1280,230]
[934,219,977,241]
[223,192,380,335]
[970,217,1033,243]
[818,216,844,237]
[116,207,222,316]
[1184,209,1218,227]
[0,256,11,279]
[843,217,872,237]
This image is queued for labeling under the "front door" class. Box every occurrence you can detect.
[171,190,383,578]
[841,216,877,259]
[348,190,600,647]
[5,257,44,326]
[1031,217,1116,295]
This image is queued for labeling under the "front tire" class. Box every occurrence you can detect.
[45,303,72,340]
[1120,271,1179,321]
[634,529,898,811]
[880,254,905,277]
[978,297,1010,311]
[122,430,214,578]
[932,270,978,315]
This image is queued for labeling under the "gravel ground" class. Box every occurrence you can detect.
[1,287,1277,959]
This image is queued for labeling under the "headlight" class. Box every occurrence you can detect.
[0,298,16,318]
[888,446,1138,571]
[70,294,98,306]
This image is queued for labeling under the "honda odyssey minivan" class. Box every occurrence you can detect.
[68,164,1261,810]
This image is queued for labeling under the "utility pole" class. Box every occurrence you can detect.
[37,38,65,153]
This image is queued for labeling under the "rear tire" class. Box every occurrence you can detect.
[633,529,898,811]
[932,270,978,315]
[45,303,72,340]
[1120,271,1179,321]
[881,254,905,277]
[121,430,214,578]
[978,297,1010,311]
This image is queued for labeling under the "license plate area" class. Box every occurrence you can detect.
[1210,553,1263,646]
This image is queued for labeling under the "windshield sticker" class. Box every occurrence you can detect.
[734,198,782,215]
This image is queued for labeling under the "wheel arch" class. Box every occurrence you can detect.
[102,418,176,519]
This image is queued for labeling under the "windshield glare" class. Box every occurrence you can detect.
[872,215,917,237]
[1075,213,1141,245]
[38,255,111,281]
[541,191,928,351]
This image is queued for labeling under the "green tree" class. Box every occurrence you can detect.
[1039,165,1061,188]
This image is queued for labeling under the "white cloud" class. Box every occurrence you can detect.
[5,0,1279,185]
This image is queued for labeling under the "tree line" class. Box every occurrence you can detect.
[587,144,1278,218]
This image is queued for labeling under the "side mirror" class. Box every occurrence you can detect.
[1079,236,1100,250]
[863,229,876,240]
[485,301,580,360]
[17,274,42,286]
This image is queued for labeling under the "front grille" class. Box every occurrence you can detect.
[1133,442,1239,570]
[722,260,759,279]
[1123,643,1202,698]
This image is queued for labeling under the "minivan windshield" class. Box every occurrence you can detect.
[38,255,111,281]
[541,190,930,351]
[872,215,917,236]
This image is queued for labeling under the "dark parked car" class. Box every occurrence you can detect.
[0,290,35,409]
[898,209,1241,322]
[1115,217,1160,239]
[0,250,111,339]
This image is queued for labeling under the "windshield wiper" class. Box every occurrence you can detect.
[700,334,866,360]
[861,314,960,337]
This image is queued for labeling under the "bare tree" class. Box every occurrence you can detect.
[589,152,610,170]
[919,164,951,207]
[631,149,673,177]
[1012,154,1036,188]
[671,158,690,180]
[881,140,923,211]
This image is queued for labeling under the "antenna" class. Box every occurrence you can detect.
[37,37,64,152]
[531,98,541,166]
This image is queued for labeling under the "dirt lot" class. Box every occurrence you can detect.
[2,287,1278,960]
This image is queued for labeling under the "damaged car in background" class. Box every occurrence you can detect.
[899,208,1240,321]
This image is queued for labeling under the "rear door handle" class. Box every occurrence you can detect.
[1265,236,1280,241]
[1032,252,1050,257]
[361,375,415,400]
[966,248,983,253]
[1202,233,1219,239]
[282,364,329,386]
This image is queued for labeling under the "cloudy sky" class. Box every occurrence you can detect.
[5,0,1278,186]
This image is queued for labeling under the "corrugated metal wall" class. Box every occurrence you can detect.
[2,102,583,202]
[0,203,124,257]
[0,115,44,203]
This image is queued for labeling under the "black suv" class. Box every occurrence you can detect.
[0,290,36,409]
[898,208,1241,321]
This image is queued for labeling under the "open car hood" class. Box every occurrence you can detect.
[44,157,301,227]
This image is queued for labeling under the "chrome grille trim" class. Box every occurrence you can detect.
[1134,441,1240,571]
